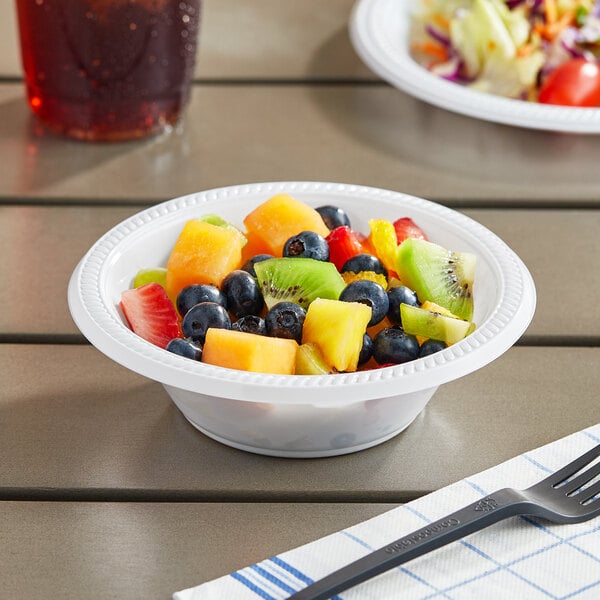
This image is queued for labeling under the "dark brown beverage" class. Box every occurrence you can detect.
[15,0,201,141]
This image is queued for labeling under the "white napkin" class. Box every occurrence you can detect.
[174,424,600,599]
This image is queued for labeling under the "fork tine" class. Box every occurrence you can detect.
[578,479,600,506]
[544,444,600,488]
[562,460,600,495]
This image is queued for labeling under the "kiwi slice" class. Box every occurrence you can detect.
[254,257,346,310]
[395,238,475,321]
[401,303,475,345]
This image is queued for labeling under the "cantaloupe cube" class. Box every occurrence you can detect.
[243,194,330,256]
[302,298,371,372]
[202,328,298,374]
[165,220,244,302]
[240,230,272,264]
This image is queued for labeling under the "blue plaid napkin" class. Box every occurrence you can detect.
[174,424,600,599]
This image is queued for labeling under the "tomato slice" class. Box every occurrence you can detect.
[538,58,600,107]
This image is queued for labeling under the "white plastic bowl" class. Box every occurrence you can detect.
[68,182,536,457]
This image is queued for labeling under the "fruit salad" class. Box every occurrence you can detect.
[119,194,477,376]
[411,0,600,105]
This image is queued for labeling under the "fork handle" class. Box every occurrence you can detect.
[288,488,529,600]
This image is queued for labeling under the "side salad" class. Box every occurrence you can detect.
[411,0,600,105]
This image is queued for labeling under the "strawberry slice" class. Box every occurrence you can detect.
[120,283,181,349]
[326,226,365,271]
[393,217,428,244]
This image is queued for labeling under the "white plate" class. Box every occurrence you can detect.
[350,0,600,133]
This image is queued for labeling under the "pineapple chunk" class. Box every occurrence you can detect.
[366,218,398,274]
[302,298,371,372]
[295,343,331,375]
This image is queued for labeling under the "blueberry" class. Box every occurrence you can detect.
[242,254,274,277]
[387,285,419,325]
[341,253,387,277]
[372,327,419,365]
[283,231,329,261]
[221,270,264,318]
[177,284,227,318]
[165,338,202,361]
[358,333,373,366]
[316,205,351,230]
[265,302,306,343]
[232,315,267,336]
[418,339,447,357]
[339,280,389,327]
[181,302,231,342]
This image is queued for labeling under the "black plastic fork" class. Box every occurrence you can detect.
[288,443,600,600]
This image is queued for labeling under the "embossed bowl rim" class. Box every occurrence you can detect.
[68,181,536,405]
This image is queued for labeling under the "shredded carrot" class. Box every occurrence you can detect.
[411,41,449,63]
[432,13,449,30]
[516,44,534,57]
[544,0,558,25]
[537,8,576,41]
[550,9,575,35]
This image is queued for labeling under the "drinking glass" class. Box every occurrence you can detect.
[15,0,201,141]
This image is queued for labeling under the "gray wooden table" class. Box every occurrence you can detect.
[1,1,598,598]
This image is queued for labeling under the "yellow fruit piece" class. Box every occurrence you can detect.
[421,300,458,318]
[387,276,404,288]
[243,194,331,256]
[295,343,331,375]
[165,220,244,302]
[302,298,371,372]
[341,270,388,290]
[367,219,398,273]
[203,328,298,375]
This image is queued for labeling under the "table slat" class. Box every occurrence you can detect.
[1,205,597,340]
[0,500,393,600]
[2,84,600,204]
[2,344,597,499]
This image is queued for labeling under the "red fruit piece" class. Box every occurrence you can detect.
[538,58,600,107]
[393,217,428,244]
[120,282,181,349]
[326,226,365,270]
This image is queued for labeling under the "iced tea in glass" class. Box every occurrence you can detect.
[15,0,201,141]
